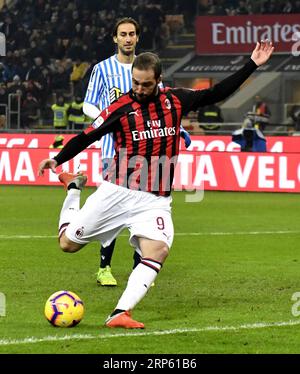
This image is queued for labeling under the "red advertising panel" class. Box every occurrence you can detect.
[1,134,299,192]
[0,148,103,187]
[1,147,299,193]
[196,14,300,54]
[187,135,300,153]
[174,151,300,193]
[0,133,299,152]
[0,133,100,149]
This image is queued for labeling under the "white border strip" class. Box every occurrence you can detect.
[0,231,299,240]
[1,319,300,346]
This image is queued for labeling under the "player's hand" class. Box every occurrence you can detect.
[180,127,191,149]
[38,158,57,176]
[251,40,274,66]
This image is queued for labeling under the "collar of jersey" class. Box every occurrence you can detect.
[114,54,135,66]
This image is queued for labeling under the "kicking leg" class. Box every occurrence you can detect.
[58,172,87,253]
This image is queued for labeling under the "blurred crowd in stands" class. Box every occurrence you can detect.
[198,0,300,16]
[0,0,198,128]
[0,0,299,129]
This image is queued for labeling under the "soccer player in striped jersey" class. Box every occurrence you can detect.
[83,17,191,287]
[38,41,274,328]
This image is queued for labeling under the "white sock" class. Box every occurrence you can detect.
[116,258,162,311]
[58,189,81,237]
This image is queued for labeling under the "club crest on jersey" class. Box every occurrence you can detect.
[165,98,171,110]
[75,227,84,239]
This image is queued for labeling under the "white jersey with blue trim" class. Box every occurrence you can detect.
[84,54,133,159]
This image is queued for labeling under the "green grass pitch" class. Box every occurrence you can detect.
[0,185,300,354]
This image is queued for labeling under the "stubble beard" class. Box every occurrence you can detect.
[119,46,135,58]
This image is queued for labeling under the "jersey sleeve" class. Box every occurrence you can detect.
[172,59,257,115]
[84,64,104,106]
[53,107,122,166]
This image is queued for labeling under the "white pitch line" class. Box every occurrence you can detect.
[0,230,299,240]
[0,235,57,239]
[175,230,300,236]
[0,319,300,346]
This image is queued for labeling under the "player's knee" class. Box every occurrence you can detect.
[139,238,170,263]
[159,245,169,262]
[59,236,81,253]
[59,241,73,252]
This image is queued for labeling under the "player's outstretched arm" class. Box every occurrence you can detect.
[38,158,58,176]
[250,40,274,66]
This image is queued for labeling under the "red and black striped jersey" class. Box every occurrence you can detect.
[87,88,182,196]
[54,59,257,196]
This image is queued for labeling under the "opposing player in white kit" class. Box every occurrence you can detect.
[83,17,191,287]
